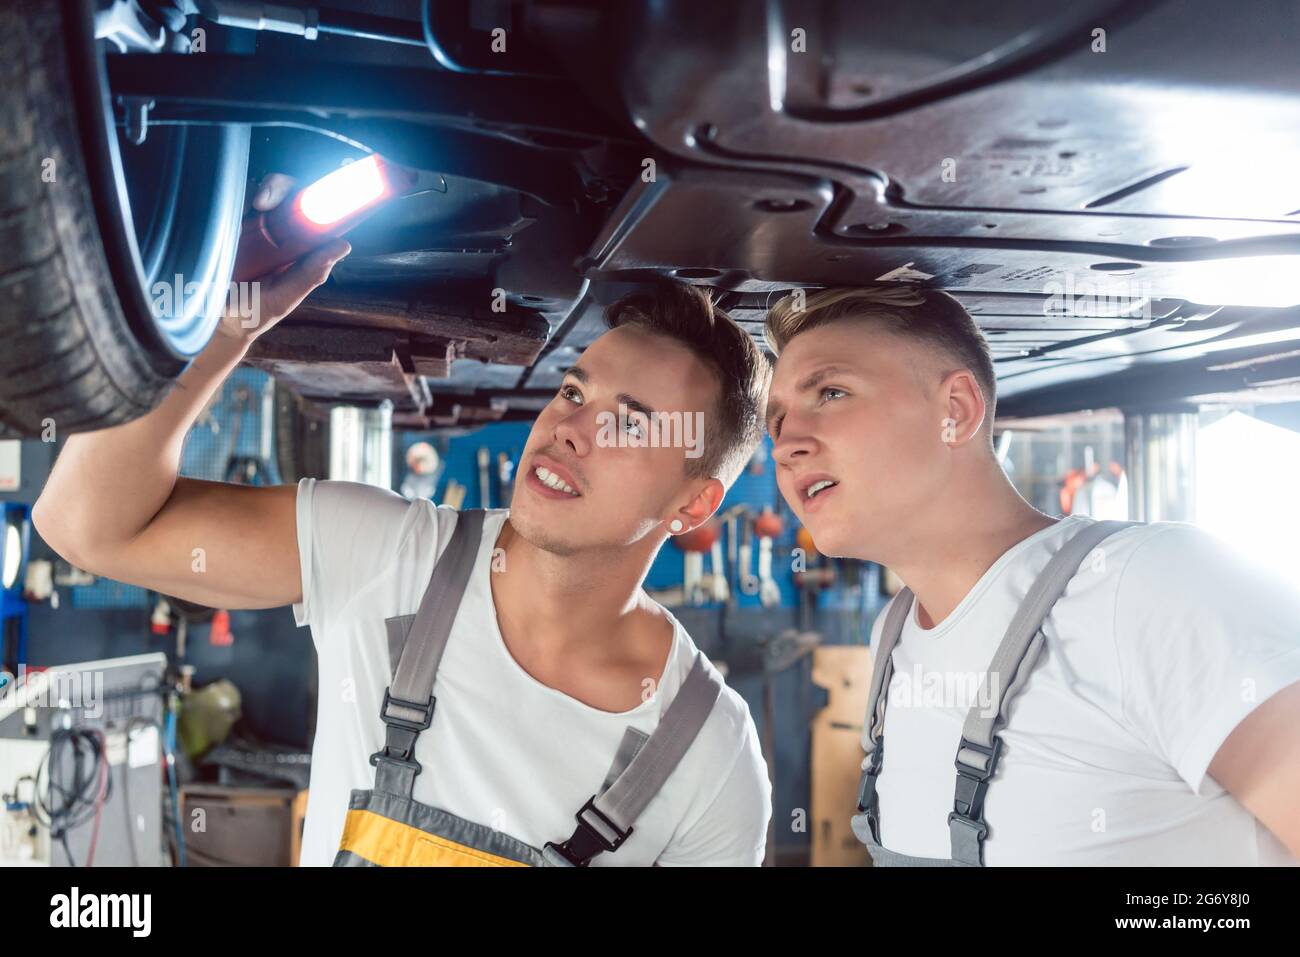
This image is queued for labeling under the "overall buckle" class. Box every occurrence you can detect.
[544,797,633,866]
[368,689,436,770]
[368,749,422,776]
[952,735,1002,822]
[856,738,885,813]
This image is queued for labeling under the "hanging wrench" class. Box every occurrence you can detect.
[709,529,729,603]
[738,512,760,595]
[755,507,784,608]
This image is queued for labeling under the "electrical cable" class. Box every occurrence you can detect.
[32,727,114,867]
[164,706,187,867]
[83,729,109,866]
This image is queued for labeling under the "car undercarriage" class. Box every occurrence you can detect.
[4,0,1300,434]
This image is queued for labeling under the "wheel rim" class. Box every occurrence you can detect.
[64,0,249,363]
[125,122,250,355]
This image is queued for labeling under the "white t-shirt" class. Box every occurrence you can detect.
[291,478,771,867]
[870,515,1300,866]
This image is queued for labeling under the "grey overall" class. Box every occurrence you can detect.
[851,519,1139,866]
[334,508,722,867]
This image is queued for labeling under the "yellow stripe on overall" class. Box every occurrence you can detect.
[338,809,529,867]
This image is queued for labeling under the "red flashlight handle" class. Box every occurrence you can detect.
[232,160,417,282]
[233,196,352,283]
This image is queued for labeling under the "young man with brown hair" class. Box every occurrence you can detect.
[33,179,772,866]
[764,283,1300,866]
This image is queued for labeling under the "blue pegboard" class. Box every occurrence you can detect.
[424,422,531,511]
[69,368,281,610]
[180,367,282,484]
[69,579,151,611]
[411,424,807,608]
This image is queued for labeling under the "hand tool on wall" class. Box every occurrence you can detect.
[738,511,760,595]
[672,523,717,606]
[755,506,784,608]
[477,447,491,508]
[709,525,730,604]
[497,451,516,507]
[442,480,466,509]
[719,504,749,604]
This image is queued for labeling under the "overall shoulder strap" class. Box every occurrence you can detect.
[948,518,1141,865]
[863,589,915,754]
[545,651,722,866]
[389,508,487,713]
[371,508,487,797]
[599,728,650,792]
[958,519,1140,758]
[853,589,913,840]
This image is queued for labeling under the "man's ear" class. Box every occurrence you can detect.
[940,369,986,448]
[671,478,726,532]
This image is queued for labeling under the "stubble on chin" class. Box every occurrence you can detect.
[506,511,581,558]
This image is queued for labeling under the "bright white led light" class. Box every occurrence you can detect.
[298,155,386,226]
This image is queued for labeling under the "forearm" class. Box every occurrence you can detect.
[34,331,249,560]
[32,183,348,574]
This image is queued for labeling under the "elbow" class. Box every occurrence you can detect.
[31,493,88,568]
[30,494,56,548]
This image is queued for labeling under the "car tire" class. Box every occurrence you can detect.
[0,0,248,437]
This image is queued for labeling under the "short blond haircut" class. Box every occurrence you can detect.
[765,284,997,442]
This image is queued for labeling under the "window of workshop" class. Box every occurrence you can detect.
[1196,406,1300,592]
[994,412,1129,520]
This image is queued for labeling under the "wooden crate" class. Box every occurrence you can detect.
[810,646,873,867]
[179,785,309,867]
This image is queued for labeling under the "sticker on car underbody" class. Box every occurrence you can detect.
[874,262,934,283]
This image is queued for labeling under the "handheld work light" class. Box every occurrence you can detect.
[233,155,418,282]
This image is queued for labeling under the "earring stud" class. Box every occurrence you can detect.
[669,519,684,533]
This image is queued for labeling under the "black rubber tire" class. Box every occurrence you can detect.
[0,1,163,435]
[0,2,244,437]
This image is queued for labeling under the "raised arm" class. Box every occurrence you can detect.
[32,175,351,610]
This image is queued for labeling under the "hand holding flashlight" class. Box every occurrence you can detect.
[216,172,351,345]
[219,157,416,344]
[233,156,415,283]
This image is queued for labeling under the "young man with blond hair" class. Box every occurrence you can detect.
[764,283,1300,866]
